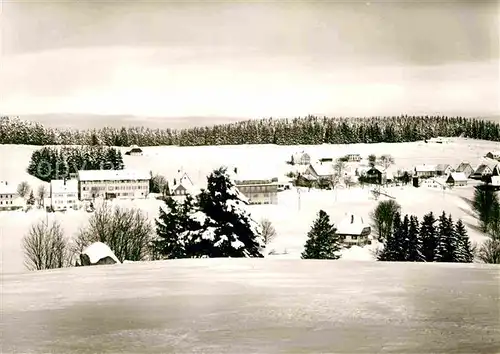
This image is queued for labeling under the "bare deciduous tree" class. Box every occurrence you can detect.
[22,220,69,271]
[37,185,48,207]
[477,238,500,264]
[17,181,31,199]
[261,218,277,246]
[370,200,402,242]
[73,204,154,262]
[379,154,395,170]
[368,154,377,167]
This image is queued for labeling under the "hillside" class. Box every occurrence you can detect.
[2,259,499,353]
[1,138,498,274]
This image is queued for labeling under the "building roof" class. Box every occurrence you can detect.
[173,172,200,194]
[78,169,150,181]
[487,150,500,156]
[310,163,335,177]
[436,164,451,171]
[456,162,473,171]
[336,213,370,236]
[491,176,500,186]
[0,181,17,195]
[50,179,78,193]
[447,172,468,182]
[415,164,437,172]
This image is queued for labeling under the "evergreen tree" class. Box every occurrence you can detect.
[472,186,499,233]
[399,214,411,260]
[154,197,191,259]
[378,212,402,261]
[420,212,437,262]
[407,215,424,261]
[27,190,35,206]
[435,212,456,262]
[302,210,341,259]
[454,219,474,263]
[186,167,264,258]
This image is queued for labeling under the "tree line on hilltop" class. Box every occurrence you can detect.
[2,115,499,147]
[27,146,124,182]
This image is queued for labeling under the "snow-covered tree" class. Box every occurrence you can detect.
[27,190,35,206]
[378,212,402,261]
[435,212,457,262]
[420,212,437,262]
[184,167,264,258]
[302,210,341,260]
[454,219,474,263]
[17,181,31,199]
[406,215,424,261]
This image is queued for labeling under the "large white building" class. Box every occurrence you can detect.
[78,169,150,200]
[50,179,79,211]
[0,181,24,211]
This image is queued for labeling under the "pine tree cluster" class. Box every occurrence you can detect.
[1,115,499,146]
[153,167,264,258]
[378,211,474,263]
[27,146,124,182]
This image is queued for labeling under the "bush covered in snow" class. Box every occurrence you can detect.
[153,167,264,258]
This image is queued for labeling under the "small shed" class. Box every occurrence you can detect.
[446,172,468,187]
[125,145,143,156]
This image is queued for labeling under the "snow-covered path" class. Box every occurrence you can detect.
[2,259,499,353]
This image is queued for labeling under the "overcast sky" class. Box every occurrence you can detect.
[1,0,499,118]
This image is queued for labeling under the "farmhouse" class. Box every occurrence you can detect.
[455,162,474,178]
[414,164,437,178]
[234,177,278,205]
[470,160,499,180]
[0,181,23,211]
[78,169,150,200]
[445,173,468,187]
[172,172,199,196]
[50,179,78,211]
[485,151,500,161]
[335,213,371,246]
[423,177,447,189]
[346,153,362,162]
[291,151,311,165]
[436,164,453,176]
[362,165,393,185]
[125,145,143,156]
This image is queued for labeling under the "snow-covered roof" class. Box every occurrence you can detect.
[173,172,200,194]
[81,242,120,264]
[447,172,467,182]
[487,150,500,156]
[436,164,451,171]
[336,213,370,236]
[456,162,472,171]
[415,164,437,172]
[491,176,500,186]
[0,181,17,195]
[310,163,334,177]
[78,169,150,181]
[50,179,78,193]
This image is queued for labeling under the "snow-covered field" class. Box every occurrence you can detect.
[2,259,499,353]
[1,138,498,274]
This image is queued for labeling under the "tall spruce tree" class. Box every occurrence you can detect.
[185,167,264,258]
[407,215,424,261]
[420,212,438,262]
[454,219,474,263]
[435,212,456,262]
[378,212,402,261]
[302,210,341,259]
[400,214,411,261]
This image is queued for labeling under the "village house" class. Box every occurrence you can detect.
[485,151,500,161]
[414,164,437,178]
[335,213,371,246]
[171,172,199,196]
[470,160,499,180]
[50,179,79,211]
[0,181,24,211]
[362,165,395,185]
[78,169,150,200]
[346,153,362,162]
[489,176,500,191]
[436,164,453,176]
[422,177,447,189]
[291,151,311,165]
[234,177,278,205]
[125,145,143,156]
[455,162,474,178]
[445,172,468,187]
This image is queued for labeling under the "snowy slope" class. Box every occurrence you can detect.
[2,259,499,354]
[0,139,497,274]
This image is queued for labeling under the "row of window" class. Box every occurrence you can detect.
[54,199,76,204]
[82,185,147,191]
[53,193,76,198]
[239,186,277,193]
[0,200,13,205]
[0,194,14,199]
[82,180,148,184]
